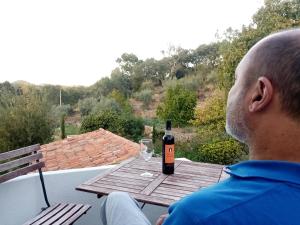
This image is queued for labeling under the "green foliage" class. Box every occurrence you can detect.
[91,97,121,114]
[109,90,133,114]
[134,89,153,109]
[60,114,66,139]
[81,110,121,133]
[198,139,244,165]
[65,124,80,135]
[0,94,55,152]
[219,0,300,90]
[80,110,144,142]
[191,90,246,164]
[78,97,98,116]
[157,85,197,126]
[164,75,205,92]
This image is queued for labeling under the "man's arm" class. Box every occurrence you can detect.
[156,214,168,225]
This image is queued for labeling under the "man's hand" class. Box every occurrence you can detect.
[156,214,169,225]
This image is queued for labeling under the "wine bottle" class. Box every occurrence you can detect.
[162,120,175,174]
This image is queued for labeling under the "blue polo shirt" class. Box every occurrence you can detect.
[163,160,300,225]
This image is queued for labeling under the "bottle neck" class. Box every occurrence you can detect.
[165,129,172,135]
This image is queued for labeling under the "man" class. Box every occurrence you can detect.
[100,28,300,225]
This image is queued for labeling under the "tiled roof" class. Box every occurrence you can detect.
[41,128,139,171]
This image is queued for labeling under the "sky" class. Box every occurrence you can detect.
[0,0,264,86]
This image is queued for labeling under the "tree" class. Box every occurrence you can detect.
[219,0,300,90]
[0,93,55,152]
[157,85,197,126]
[78,97,98,116]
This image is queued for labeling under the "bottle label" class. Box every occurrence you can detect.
[165,144,174,163]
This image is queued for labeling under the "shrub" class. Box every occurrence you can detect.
[192,89,247,164]
[157,85,197,126]
[140,80,155,90]
[198,139,245,165]
[0,94,55,152]
[80,110,144,142]
[78,97,97,116]
[80,110,120,134]
[134,89,153,108]
[91,97,121,114]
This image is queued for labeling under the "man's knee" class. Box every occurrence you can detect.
[106,192,132,206]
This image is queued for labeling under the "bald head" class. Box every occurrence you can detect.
[241,29,300,120]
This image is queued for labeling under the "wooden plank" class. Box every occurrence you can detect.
[77,184,139,196]
[130,192,176,207]
[140,160,183,196]
[111,171,154,181]
[162,180,200,189]
[90,182,143,194]
[166,176,218,185]
[118,167,159,176]
[95,180,146,191]
[154,186,193,196]
[160,183,198,192]
[172,171,220,181]
[101,175,149,186]
[181,160,224,169]
[95,179,147,190]
[0,144,40,162]
[77,184,175,207]
[60,204,91,225]
[0,162,45,184]
[140,173,168,195]
[0,152,43,173]
[153,188,191,198]
[81,157,136,186]
[150,192,181,201]
[51,204,83,225]
[42,204,76,225]
[22,204,60,225]
[175,167,221,178]
[31,203,68,225]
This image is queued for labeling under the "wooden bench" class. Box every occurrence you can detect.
[0,144,91,225]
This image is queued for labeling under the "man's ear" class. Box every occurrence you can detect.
[249,77,273,112]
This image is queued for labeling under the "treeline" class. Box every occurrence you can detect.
[1,0,299,164]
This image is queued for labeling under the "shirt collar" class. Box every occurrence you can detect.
[226,160,300,185]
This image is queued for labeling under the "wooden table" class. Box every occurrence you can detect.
[76,157,228,207]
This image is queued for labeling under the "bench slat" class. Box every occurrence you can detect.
[0,152,43,173]
[0,162,45,184]
[31,203,68,225]
[22,204,61,225]
[42,204,76,225]
[0,144,40,161]
[60,204,91,225]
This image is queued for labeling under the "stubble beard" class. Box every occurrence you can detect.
[225,96,249,144]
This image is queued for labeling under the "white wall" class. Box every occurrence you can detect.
[0,166,167,225]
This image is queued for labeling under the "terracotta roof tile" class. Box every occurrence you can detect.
[41,128,139,171]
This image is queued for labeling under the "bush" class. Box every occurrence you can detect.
[192,89,247,164]
[0,94,55,152]
[120,116,144,142]
[81,110,120,134]
[157,85,197,126]
[198,139,245,165]
[80,110,144,142]
[91,97,121,114]
[140,80,155,90]
[134,89,153,108]
[78,97,97,116]
[164,75,204,92]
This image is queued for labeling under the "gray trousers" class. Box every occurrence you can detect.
[100,192,152,225]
